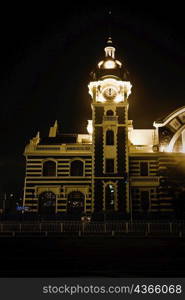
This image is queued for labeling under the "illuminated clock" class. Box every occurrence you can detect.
[103,87,117,100]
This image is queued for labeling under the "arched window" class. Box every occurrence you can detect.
[70,160,84,176]
[106,130,114,145]
[106,110,114,116]
[43,160,56,176]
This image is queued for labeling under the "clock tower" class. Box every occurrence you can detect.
[88,37,132,214]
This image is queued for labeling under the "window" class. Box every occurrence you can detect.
[105,184,115,210]
[105,159,114,173]
[43,160,56,176]
[140,162,148,176]
[70,160,84,176]
[106,130,114,145]
[140,191,150,212]
[106,110,114,116]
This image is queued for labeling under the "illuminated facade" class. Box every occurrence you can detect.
[23,38,185,217]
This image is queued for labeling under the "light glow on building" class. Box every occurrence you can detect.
[23,36,185,219]
[114,94,123,103]
[103,60,116,69]
[87,120,93,135]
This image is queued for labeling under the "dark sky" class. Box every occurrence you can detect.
[0,3,185,196]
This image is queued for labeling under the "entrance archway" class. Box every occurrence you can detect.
[38,191,56,215]
[67,191,85,214]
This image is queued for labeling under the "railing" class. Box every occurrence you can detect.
[66,146,91,151]
[130,177,159,182]
[103,116,118,121]
[35,145,92,152]
[36,147,60,151]
[0,222,185,235]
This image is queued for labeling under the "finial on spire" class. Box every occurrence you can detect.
[107,36,113,45]
[108,9,112,39]
[105,36,115,58]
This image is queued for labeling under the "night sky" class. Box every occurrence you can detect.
[0,3,185,198]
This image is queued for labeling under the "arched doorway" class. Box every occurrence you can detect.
[67,191,85,214]
[38,191,56,215]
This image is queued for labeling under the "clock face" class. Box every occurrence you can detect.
[103,87,117,100]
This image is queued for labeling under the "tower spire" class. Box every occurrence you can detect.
[108,10,112,38]
[104,10,115,58]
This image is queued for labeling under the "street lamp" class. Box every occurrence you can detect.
[3,193,7,218]
[128,174,133,223]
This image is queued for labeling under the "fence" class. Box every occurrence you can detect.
[0,221,185,235]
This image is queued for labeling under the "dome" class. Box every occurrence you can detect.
[92,37,129,81]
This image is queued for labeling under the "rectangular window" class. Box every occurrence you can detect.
[140,162,148,176]
[140,191,150,211]
[105,159,114,173]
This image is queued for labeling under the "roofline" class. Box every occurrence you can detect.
[153,106,185,127]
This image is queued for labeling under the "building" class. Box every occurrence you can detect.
[23,38,185,218]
